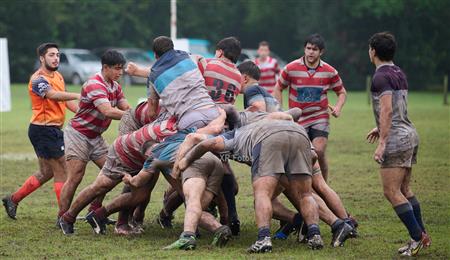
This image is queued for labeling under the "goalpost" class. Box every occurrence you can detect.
[0,38,11,112]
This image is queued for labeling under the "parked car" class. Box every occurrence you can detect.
[237,48,287,68]
[173,38,215,58]
[93,47,154,85]
[58,49,101,85]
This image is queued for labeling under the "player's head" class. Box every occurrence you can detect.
[304,34,325,65]
[368,32,396,63]
[37,42,59,72]
[153,36,174,59]
[237,60,260,90]
[257,41,270,59]
[215,37,241,64]
[101,50,126,82]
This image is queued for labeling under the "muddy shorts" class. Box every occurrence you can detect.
[101,146,141,180]
[181,152,225,196]
[251,131,312,182]
[118,109,141,135]
[177,106,220,130]
[64,124,108,162]
[304,122,329,140]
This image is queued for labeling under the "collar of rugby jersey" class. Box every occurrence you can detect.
[376,62,395,71]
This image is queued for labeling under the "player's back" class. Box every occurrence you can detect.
[149,50,214,119]
[203,58,241,105]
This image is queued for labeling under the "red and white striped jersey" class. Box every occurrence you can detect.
[133,101,164,127]
[202,58,241,105]
[114,113,177,170]
[255,56,279,93]
[70,73,126,138]
[278,57,344,127]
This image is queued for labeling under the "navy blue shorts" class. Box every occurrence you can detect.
[28,124,65,159]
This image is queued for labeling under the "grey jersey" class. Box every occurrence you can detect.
[147,50,215,120]
[238,111,269,127]
[220,119,309,163]
[371,64,418,150]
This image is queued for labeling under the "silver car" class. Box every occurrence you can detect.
[92,47,154,86]
[58,49,101,85]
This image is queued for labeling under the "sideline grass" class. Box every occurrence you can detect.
[1,84,449,259]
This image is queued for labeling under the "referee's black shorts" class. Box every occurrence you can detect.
[28,124,65,159]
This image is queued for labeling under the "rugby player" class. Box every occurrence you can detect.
[238,60,280,112]
[156,37,243,233]
[254,41,280,94]
[176,118,324,253]
[58,110,226,237]
[2,43,80,220]
[367,32,430,256]
[58,50,130,220]
[273,33,347,181]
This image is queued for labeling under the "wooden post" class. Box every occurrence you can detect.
[366,75,371,105]
[444,75,448,105]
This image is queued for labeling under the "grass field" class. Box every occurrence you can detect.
[1,84,449,259]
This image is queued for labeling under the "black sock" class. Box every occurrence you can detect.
[292,213,303,227]
[257,226,270,240]
[394,202,422,241]
[280,213,303,234]
[306,224,320,238]
[221,174,238,222]
[408,196,426,232]
[331,219,344,233]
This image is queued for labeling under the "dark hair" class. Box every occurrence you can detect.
[237,60,260,81]
[153,36,174,57]
[216,37,241,64]
[304,33,325,50]
[101,50,126,66]
[37,42,59,57]
[259,41,270,48]
[368,32,396,61]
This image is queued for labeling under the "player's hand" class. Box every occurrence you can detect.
[122,173,133,186]
[373,142,385,164]
[366,127,380,144]
[125,62,138,76]
[171,161,181,180]
[329,104,341,118]
[178,158,189,171]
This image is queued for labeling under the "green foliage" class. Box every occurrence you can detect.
[0,0,449,89]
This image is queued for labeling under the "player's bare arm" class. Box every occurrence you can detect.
[96,102,126,120]
[374,94,393,163]
[331,87,347,118]
[178,137,226,171]
[246,100,266,112]
[117,99,131,111]
[267,111,293,121]
[122,166,159,188]
[147,96,159,119]
[272,82,283,105]
[172,108,226,178]
[66,100,79,113]
[45,89,80,101]
[171,133,209,179]
[125,62,150,78]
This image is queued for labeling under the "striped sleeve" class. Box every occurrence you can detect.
[278,66,290,89]
[85,84,109,107]
[330,69,344,92]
